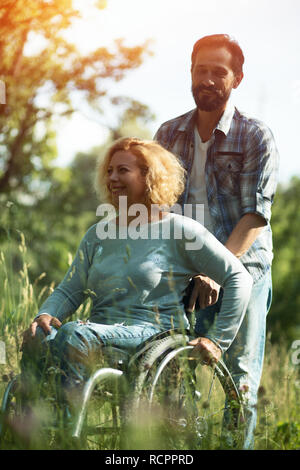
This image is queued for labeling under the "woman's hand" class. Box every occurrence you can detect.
[30,314,62,337]
[21,314,62,350]
[188,274,220,311]
[188,337,221,365]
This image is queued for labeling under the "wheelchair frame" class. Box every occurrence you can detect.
[0,330,243,449]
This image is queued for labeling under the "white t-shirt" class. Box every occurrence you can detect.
[187,128,213,233]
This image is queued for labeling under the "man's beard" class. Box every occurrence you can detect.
[192,85,230,112]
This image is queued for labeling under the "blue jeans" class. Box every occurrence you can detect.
[195,269,272,449]
[21,321,162,400]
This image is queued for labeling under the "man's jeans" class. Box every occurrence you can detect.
[195,269,272,449]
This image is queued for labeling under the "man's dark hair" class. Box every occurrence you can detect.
[191,34,244,76]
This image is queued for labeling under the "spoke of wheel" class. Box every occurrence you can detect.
[207,367,217,402]
[202,367,217,419]
[112,405,118,427]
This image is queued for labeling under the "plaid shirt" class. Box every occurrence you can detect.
[155,104,280,282]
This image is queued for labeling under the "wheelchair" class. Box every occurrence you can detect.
[0,328,243,450]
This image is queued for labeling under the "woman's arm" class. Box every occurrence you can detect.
[22,227,97,345]
[178,218,253,356]
[36,227,96,322]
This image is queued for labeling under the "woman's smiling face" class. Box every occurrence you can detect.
[106,150,147,207]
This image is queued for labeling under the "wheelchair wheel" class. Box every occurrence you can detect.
[71,367,126,450]
[0,374,62,449]
[0,370,125,450]
[128,335,243,449]
[0,375,25,449]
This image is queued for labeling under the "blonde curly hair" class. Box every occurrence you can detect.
[96,137,186,208]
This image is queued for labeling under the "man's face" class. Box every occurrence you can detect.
[191,46,242,112]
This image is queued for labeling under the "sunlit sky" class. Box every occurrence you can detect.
[54,0,300,183]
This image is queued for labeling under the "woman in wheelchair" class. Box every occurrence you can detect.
[21,137,252,424]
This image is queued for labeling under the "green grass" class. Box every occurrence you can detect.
[254,336,300,449]
[0,237,299,450]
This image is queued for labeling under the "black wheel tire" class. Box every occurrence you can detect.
[125,335,243,449]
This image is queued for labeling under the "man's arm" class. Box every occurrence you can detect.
[188,212,265,311]
[225,213,266,258]
[187,214,263,363]
[190,120,279,311]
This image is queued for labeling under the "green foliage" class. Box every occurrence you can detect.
[0,0,151,194]
[268,176,300,343]
[274,421,300,449]
[0,113,153,299]
[0,0,154,297]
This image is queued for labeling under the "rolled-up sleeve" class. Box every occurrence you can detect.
[240,123,279,224]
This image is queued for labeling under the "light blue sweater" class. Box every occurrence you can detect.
[37,213,252,352]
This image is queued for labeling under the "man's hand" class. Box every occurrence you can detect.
[188,274,220,311]
[188,337,221,365]
[21,314,61,350]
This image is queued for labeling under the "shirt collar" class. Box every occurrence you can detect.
[178,101,235,136]
[215,100,235,136]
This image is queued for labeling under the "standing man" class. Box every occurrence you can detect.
[155,34,279,449]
